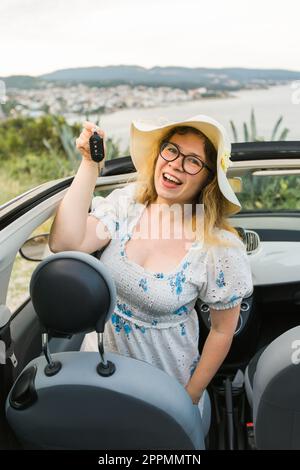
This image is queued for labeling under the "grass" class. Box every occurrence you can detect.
[0,167,34,206]
[6,218,54,313]
[0,152,75,207]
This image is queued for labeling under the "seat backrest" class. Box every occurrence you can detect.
[6,351,205,450]
[6,251,205,449]
[253,325,300,450]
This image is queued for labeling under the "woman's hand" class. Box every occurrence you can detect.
[184,381,203,405]
[76,121,106,162]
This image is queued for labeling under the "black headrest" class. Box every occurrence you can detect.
[29,252,116,336]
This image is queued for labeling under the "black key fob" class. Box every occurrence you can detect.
[89,131,105,162]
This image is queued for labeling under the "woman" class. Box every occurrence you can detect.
[49,114,253,415]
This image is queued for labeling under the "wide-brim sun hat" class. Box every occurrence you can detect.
[130,114,241,216]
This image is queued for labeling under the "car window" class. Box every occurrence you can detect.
[239,172,300,212]
[6,216,54,314]
[5,186,115,314]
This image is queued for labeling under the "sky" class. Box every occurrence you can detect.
[0,0,299,76]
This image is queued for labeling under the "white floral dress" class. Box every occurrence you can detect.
[82,182,253,396]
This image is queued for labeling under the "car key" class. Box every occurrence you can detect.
[89,127,105,162]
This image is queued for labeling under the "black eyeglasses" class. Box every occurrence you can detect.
[159,141,214,176]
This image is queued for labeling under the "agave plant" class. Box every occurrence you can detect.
[43,115,122,174]
[49,115,82,170]
[83,114,122,161]
[230,108,289,142]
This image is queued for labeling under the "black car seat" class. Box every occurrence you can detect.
[6,251,209,450]
[245,326,300,449]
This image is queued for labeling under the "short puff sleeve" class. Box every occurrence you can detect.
[90,182,136,238]
[198,230,253,310]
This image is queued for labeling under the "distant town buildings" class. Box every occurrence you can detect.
[1,84,230,122]
[0,76,282,123]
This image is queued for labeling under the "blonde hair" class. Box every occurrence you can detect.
[133,125,241,248]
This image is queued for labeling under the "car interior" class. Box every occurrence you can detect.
[0,142,300,450]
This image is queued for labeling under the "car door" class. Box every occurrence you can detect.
[0,152,137,449]
[0,177,104,448]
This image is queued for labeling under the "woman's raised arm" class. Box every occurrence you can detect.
[49,122,111,253]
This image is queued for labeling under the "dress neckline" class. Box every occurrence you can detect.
[121,201,202,278]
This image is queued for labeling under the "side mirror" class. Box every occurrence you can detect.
[19,234,52,262]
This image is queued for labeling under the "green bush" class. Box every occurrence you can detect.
[238,174,300,211]
[0,152,74,205]
[0,115,81,160]
[0,114,123,205]
[7,152,73,181]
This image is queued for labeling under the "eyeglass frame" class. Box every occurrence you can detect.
[159,141,215,176]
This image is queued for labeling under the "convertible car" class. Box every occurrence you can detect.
[0,141,300,450]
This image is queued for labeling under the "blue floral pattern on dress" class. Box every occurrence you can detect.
[154,272,164,279]
[139,277,148,292]
[229,294,241,303]
[111,313,121,332]
[116,302,133,317]
[111,313,132,338]
[151,319,158,326]
[189,357,199,377]
[182,261,190,270]
[123,323,132,336]
[216,270,226,288]
[179,322,186,336]
[169,261,191,298]
[120,233,131,257]
[134,323,146,333]
[173,305,188,316]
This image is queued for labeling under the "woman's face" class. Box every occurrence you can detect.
[154,132,212,205]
